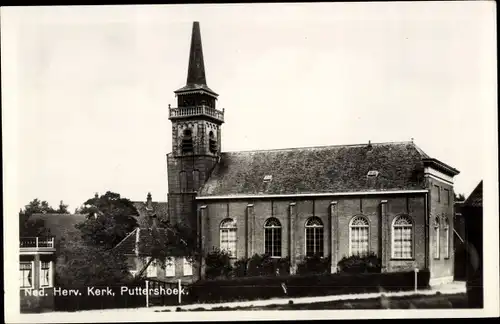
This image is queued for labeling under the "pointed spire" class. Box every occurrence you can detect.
[175,21,218,97]
[187,21,206,86]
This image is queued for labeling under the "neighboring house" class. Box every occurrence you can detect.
[163,21,461,286]
[454,181,483,280]
[20,213,87,312]
[455,180,483,307]
[132,192,169,227]
[114,193,195,283]
[453,199,467,280]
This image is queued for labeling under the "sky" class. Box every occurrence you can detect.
[2,2,497,212]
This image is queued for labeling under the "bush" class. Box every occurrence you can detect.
[296,255,331,275]
[337,252,381,273]
[232,257,250,277]
[247,254,290,277]
[187,269,431,304]
[205,247,232,280]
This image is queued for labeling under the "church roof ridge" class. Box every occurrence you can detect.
[221,140,420,155]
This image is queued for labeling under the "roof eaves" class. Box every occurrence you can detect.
[113,228,138,252]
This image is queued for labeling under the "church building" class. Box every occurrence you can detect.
[164,21,459,286]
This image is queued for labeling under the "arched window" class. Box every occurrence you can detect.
[264,217,282,257]
[349,216,370,256]
[433,217,440,259]
[220,218,237,257]
[392,215,413,259]
[305,217,324,257]
[182,129,193,154]
[444,217,450,259]
[209,131,217,154]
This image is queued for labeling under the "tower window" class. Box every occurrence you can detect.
[182,129,193,154]
[209,131,217,154]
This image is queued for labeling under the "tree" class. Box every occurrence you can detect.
[56,234,132,287]
[455,193,466,202]
[57,200,69,214]
[76,191,139,249]
[19,198,56,237]
[134,219,199,278]
[19,198,73,237]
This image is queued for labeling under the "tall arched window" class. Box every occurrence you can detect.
[209,131,217,154]
[433,217,440,259]
[220,218,237,257]
[444,217,450,259]
[392,215,413,259]
[182,129,193,154]
[350,216,370,256]
[305,217,324,257]
[264,217,282,257]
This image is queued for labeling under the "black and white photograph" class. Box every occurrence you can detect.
[2,2,498,322]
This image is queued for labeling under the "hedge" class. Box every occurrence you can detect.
[187,269,430,304]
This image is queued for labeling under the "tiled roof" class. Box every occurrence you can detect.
[199,141,442,197]
[29,213,87,240]
[132,201,169,220]
[113,227,175,256]
[465,180,483,208]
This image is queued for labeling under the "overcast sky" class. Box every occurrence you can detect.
[2,2,496,211]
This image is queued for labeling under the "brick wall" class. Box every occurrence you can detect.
[426,174,455,281]
[198,193,428,276]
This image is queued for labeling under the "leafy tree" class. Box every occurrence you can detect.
[57,200,69,214]
[455,193,466,202]
[76,191,139,249]
[19,198,57,237]
[134,219,199,278]
[56,234,132,286]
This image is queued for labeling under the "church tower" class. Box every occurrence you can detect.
[167,22,224,229]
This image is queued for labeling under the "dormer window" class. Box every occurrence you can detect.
[367,170,379,177]
[182,129,193,154]
[263,175,273,182]
[209,131,217,154]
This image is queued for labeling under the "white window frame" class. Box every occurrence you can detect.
[183,257,193,276]
[20,261,34,290]
[220,218,237,258]
[264,217,282,258]
[39,260,53,288]
[304,217,324,257]
[444,219,450,259]
[391,215,414,260]
[165,257,176,277]
[434,217,440,259]
[349,216,370,256]
[145,257,157,278]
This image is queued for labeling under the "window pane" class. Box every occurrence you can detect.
[165,258,175,277]
[20,262,32,288]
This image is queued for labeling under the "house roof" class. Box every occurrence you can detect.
[464,180,483,208]
[113,227,176,256]
[199,141,457,198]
[29,213,87,239]
[132,201,169,220]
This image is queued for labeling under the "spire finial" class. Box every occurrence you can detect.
[186,21,207,86]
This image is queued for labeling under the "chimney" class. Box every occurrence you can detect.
[146,192,153,210]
